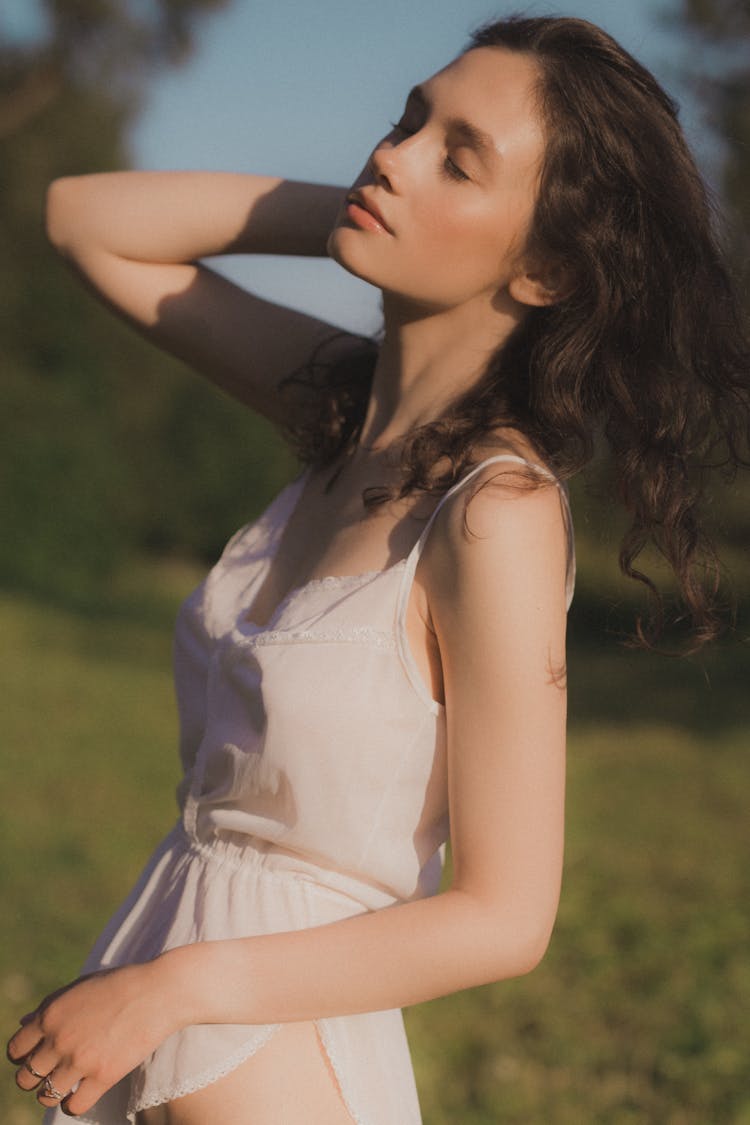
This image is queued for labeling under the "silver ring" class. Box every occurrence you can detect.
[24,1056,46,1080]
[42,1075,65,1101]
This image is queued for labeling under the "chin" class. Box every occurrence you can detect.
[327,226,382,289]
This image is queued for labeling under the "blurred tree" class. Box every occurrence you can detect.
[0,0,293,601]
[0,0,232,141]
[677,0,750,566]
[681,0,750,289]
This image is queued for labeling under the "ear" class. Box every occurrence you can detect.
[508,261,573,308]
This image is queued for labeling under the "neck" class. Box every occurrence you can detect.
[357,290,526,454]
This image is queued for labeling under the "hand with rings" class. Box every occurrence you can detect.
[42,1073,68,1102]
[14,1051,70,1109]
[23,1055,46,1081]
[6,961,184,1118]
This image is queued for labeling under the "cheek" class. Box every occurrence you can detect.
[328,190,533,307]
[409,198,528,298]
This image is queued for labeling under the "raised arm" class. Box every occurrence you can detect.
[45,172,354,425]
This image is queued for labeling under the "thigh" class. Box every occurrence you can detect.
[136,1021,355,1125]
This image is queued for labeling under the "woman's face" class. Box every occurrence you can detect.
[328,47,546,313]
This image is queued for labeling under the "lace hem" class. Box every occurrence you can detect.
[50,1022,368,1125]
[316,1019,367,1125]
[129,1023,281,1115]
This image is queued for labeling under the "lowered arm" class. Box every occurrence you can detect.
[9,475,569,1112]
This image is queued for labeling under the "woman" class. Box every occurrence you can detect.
[7,15,748,1124]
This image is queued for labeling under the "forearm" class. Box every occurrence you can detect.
[160,885,557,1029]
[42,172,351,407]
[46,171,345,265]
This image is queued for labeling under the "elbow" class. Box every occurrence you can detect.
[45,176,85,256]
[508,920,555,978]
[450,885,560,984]
[480,903,559,982]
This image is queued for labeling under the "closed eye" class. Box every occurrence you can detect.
[388,121,470,183]
[442,155,469,182]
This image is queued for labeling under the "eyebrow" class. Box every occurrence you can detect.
[407,84,500,169]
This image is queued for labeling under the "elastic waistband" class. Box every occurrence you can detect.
[176,822,400,912]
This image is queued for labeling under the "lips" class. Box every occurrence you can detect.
[345,190,393,234]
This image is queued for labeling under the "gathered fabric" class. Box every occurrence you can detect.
[44,453,574,1125]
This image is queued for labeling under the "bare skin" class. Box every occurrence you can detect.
[136,1023,354,1125]
[9,47,571,1122]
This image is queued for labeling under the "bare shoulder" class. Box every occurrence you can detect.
[421,451,571,638]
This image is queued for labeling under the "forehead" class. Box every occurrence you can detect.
[419,46,544,162]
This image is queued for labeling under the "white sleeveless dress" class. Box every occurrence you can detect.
[44,454,574,1125]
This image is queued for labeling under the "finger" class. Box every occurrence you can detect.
[15,1045,58,1091]
[36,1062,79,1104]
[15,1063,44,1092]
[16,1038,64,1090]
[6,1022,43,1063]
[18,1051,48,1083]
[59,1075,103,1118]
[37,1071,73,1109]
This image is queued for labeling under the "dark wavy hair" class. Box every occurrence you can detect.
[280,15,750,650]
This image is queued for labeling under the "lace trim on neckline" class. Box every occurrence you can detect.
[240,560,408,635]
[233,624,397,650]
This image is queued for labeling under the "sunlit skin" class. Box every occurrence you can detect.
[329,47,545,313]
[328,47,554,452]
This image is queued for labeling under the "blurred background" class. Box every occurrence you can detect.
[1,1,748,1121]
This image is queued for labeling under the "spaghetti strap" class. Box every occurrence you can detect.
[394,453,575,713]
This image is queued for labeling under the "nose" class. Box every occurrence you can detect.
[368,140,401,193]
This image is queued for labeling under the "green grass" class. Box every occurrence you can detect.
[1,571,748,1124]
[409,721,750,1124]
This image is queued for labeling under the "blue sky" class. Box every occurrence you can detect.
[4,0,715,335]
